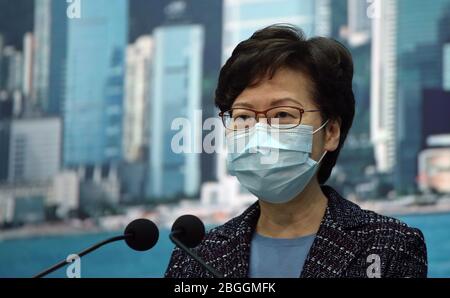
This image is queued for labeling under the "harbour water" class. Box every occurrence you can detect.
[0,212,449,278]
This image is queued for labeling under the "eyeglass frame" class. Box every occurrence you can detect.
[218,105,321,130]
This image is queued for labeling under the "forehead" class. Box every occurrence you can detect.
[232,68,315,109]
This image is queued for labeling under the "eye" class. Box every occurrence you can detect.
[274,111,294,118]
[232,110,254,121]
[233,114,251,121]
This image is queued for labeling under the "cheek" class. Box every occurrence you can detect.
[310,132,326,161]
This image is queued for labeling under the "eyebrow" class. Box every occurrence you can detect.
[270,97,304,107]
[232,97,304,109]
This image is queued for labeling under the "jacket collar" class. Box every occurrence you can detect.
[214,185,367,277]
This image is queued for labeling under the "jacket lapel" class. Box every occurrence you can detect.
[212,202,259,277]
[300,186,365,278]
[299,208,362,277]
[212,186,366,278]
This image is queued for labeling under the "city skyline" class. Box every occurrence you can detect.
[0,0,449,229]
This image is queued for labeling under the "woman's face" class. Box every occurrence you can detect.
[231,67,341,162]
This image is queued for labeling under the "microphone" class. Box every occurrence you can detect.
[124,218,159,251]
[169,215,223,278]
[33,218,159,278]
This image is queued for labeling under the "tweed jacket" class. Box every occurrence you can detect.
[165,186,428,278]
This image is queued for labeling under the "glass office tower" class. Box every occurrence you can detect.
[147,24,204,201]
[33,0,67,115]
[64,0,128,167]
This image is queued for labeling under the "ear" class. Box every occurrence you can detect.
[324,118,341,152]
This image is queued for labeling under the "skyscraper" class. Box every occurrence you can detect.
[422,89,450,149]
[336,24,374,197]
[32,0,67,114]
[64,0,128,168]
[444,44,450,91]
[329,0,348,42]
[347,0,371,47]
[0,34,4,90]
[8,117,61,183]
[395,0,450,194]
[370,0,397,174]
[418,89,450,194]
[222,0,331,62]
[0,120,10,182]
[441,7,450,91]
[147,24,204,201]
[0,0,34,49]
[128,0,223,187]
[124,36,153,162]
[22,32,34,100]
[0,46,23,93]
[372,0,450,193]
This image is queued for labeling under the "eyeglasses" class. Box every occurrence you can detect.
[219,106,321,131]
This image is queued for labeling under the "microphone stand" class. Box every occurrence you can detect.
[33,233,132,278]
[169,231,223,278]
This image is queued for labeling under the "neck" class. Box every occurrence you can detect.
[256,179,328,238]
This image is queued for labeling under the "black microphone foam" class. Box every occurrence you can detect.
[171,215,205,248]
[124,218,159,251]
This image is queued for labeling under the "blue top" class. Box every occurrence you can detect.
[249,232,316,278]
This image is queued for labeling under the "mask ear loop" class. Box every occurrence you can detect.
[313,119,329,134]
[313,119,329,163]
[318,150,327,163]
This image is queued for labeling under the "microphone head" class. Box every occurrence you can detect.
[124,218,159,251]
[171,215,205,248]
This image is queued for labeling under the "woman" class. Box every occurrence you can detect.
[165,24,427,278]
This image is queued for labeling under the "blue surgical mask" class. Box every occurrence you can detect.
[226,121,328,204]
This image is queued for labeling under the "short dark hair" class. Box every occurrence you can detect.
[215,24,355,184]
